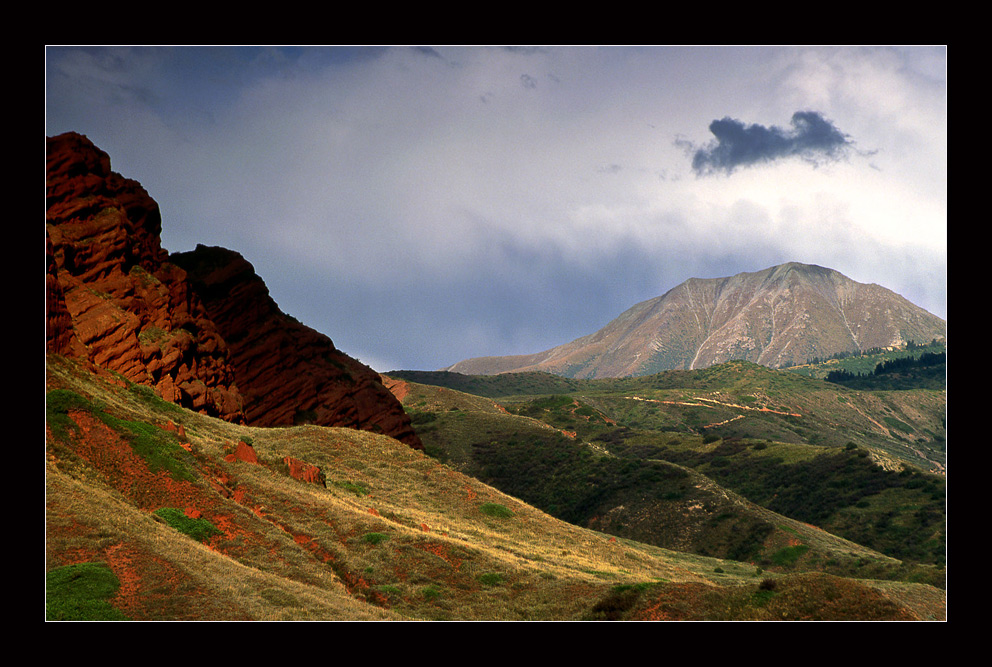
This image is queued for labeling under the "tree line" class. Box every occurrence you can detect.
[825,351,946,385]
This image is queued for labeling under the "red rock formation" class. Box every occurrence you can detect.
[283,456,326,486]
[171,245,423,450]
[46,232,76,355]
[225,441,259,464]
[46,132,422,451]
[46,132,246,423]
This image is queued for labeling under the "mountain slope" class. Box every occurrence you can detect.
[46,354,945,620]
[444,263,946,378]
[388,366,946,572]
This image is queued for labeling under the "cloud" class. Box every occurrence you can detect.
[45,46,945,371]
[689,111,855,175]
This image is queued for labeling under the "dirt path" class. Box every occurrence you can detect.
[627,395,801,418]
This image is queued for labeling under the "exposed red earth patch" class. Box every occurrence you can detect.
[380,375,411,402]
[59,410,216,513]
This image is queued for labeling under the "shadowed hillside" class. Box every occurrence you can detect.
[388,362,946,573]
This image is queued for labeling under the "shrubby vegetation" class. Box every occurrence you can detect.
[154,508,222,543]
[826,350,946,390]
[787,340,948,390]
[653,438,945,564]
[46,562,129,621]
[47,388,196,482]
[471,431,689,527]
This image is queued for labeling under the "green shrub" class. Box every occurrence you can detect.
[478,572,505,586]
[362,532,390,545]
[771,544,810,567]
[421,585,442,601]
[336,481,371,497]
[480,503,515,519]
[153,507,222,543]
[46,389,194,481]
[46,562,129,621]
[410,411,438,425]
[45,389,93,442]
[585,585,643,620]
[110,417,196,482]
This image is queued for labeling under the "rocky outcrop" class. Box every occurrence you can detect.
[46,132,422,451]
[284,457,326,487]
[46,132,245,422]
[171,245,423,450]
[445,262,947,378]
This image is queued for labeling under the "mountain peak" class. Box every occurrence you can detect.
[444,263,945,378]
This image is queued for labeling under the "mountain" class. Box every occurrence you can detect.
[46,131,421,450]
[443,263,946,379]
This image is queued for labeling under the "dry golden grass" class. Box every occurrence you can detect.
[45,355,945,621]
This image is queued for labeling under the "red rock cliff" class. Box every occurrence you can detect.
[46,131,422,450]
[46,132,245,422]
[170,245,423,450]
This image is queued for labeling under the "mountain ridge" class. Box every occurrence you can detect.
[444,262,946,379]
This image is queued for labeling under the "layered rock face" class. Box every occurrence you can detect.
[171,245,422,449]
[46,132,245,422]
[46,132,422,450]
[445,262,947,378]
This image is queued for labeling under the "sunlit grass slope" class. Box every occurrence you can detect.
[46,355,944,620]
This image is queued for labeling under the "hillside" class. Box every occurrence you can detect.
[443,263,946,378]
[787,341,947,391]
[46,354,945,620]
[389,361,946,569]
[394,361,946,475]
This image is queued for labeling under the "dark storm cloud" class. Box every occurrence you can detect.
[690,111,854,175]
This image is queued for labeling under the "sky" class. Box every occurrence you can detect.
[45,45,947,372]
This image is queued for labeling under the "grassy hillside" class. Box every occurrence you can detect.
[392,361,946,473]
[389,362,946,576]
[45,354,945,620]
